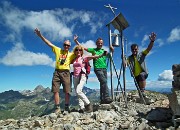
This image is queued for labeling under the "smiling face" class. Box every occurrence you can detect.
[131,44,139,56]
[63,40,71,51]
[96,38,103,49]
[73,45,84,57]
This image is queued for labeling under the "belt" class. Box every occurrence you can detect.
[94,68,107,70]
[73,74,86,78]
[55,69,69,72]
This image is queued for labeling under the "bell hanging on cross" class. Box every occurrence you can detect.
[112,34,120,47]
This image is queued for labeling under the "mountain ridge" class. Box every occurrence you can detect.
[0,85,171,120]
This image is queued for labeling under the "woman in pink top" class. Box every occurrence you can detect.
[72,45,103,113]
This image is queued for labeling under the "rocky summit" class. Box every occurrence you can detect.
[0,89,179,130]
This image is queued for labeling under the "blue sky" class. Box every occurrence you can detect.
[0,0,180,92]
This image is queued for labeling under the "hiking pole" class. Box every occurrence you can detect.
[109,55,128,107]
[127,62,146,105]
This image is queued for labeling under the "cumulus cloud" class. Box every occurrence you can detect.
[141,34,149,46]
[125,79,172,90]
[167,26,180,43]
[158,70,173,81]
[88,77,99,82]
[146,80,172,88]
[0,1,104,41]
[156,38,164,47]
[0,1,106,66]
[0,43,55,67]
[125,70,173,90]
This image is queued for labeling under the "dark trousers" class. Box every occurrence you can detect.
[94,68,110,101]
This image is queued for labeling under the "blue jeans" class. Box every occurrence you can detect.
[94,68,110,101]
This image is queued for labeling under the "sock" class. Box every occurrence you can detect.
[65,104,69,108]
[55,104,60,109]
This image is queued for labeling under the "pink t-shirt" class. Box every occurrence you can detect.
[73,56,87,76]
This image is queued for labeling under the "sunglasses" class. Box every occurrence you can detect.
[131,48,138,51]
[75,49,82,51]
[64,44,70,47]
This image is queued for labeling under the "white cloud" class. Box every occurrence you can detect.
[158,70,173,81]
[124,79,172,90]
[167,26,180,43]
[156,38,164,47]
[0,1,104,42]
[80,13,91,23]
[88,77,99,82]
[146,80,172,88]
[0,43,55,67]
[0,1,106,67]
[141,34,149,46]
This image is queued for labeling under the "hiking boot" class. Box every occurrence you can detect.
[79,108,85,113]
[103,97,113,104]
[54,107,61,114]
[100,100,105,104]
[140,91,147,98]
[64,106,70,112]
[85,103,93,113]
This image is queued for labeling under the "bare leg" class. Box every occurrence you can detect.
[54,92,60,105]
[64,93,70,111]
[65,93,69,104]
[139,80,146,91]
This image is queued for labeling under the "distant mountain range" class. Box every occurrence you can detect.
[146,87,172,94]
[0,85,100,120]
[0,85,172,120]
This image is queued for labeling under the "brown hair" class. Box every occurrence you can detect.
[131,43,138,50]
[96,37,103,44]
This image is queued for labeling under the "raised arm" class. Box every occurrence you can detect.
[86,51,106,61]
[147,32,157,52]
[74,35,88,51]
[34,28,54,48]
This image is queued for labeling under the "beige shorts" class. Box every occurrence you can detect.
[51,69,71,93]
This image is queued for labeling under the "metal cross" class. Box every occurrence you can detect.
[104,4,117,16]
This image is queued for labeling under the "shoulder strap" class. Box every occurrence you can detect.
[81,57,87,63]
[81,57,87,73]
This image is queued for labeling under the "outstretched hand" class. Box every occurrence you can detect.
[34,28,41,37]
[74,35,78,41]
[149,32,156,42]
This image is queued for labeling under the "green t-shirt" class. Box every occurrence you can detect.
[87,48,107,69]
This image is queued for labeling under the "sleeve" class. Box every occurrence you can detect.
[87,48,95,53]
[52,45,61,53]
[142,49,149,55]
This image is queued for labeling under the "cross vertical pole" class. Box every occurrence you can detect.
[120,30,127,107]
[107,24,114,100]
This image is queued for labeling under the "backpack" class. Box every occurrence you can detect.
[82,57,91,83]
[82,58,91,75]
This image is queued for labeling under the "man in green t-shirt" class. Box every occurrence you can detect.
[128,32,156,96]
[74,35,113,104]
[34,28,75,113]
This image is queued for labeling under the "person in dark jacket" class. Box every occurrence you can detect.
[128,32,156,95]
